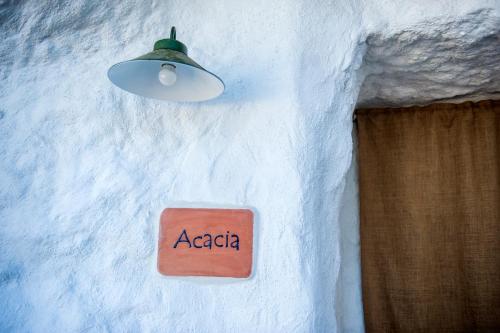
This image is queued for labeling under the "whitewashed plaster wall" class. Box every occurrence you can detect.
[1,1,499,332]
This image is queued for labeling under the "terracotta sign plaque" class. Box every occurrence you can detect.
[157,208,253,278]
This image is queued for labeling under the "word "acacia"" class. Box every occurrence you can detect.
[173,229,240,251]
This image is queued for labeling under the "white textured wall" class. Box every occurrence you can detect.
[1,1,499,332]
[358,6,500,107]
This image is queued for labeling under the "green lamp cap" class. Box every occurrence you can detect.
[153,27,188,54]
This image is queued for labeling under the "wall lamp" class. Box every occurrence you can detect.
[108,27,224,102]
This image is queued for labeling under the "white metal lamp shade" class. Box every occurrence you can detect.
[108,27,224,102]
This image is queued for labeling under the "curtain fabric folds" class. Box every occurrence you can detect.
[357,100,500,332]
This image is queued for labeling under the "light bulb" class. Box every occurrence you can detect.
[158,64,177,86]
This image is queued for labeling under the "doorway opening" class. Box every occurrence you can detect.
[349,10,500,332]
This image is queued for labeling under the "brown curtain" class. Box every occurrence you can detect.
[357,100,500,333]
